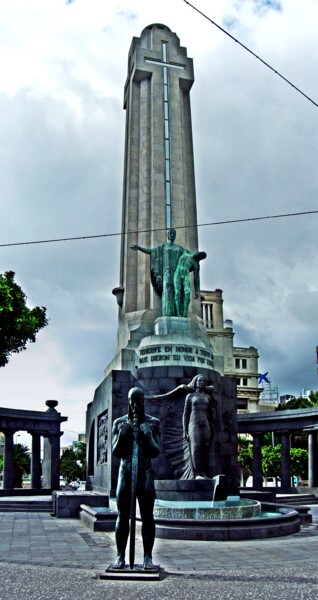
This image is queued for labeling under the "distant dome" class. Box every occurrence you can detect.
[142,23,171,33]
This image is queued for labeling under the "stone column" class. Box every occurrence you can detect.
[308,430,318,487]
[31,433,42,489]
[281,431,291,489]
[3,429,15,489]
[50,433,62,491]
[252,432,263,490]
[42,433,62,490]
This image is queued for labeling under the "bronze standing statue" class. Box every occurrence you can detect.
[131,228,184,317]
[111,387,160,570]
[131,229,206,317]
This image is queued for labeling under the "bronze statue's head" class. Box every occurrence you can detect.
[193,251,207,262]
[128,387,145,422]
[167,228,176,242]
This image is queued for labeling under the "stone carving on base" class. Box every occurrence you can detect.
[97,410,108,465]
[131,228,206,317]
[111,387,160,570]
[150,374,219,480]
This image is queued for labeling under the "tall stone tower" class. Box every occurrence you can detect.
[112,24,203,368]
[87,25,238,496]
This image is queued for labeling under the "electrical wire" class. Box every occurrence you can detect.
[0,209,317,248]
[183,0,318,109]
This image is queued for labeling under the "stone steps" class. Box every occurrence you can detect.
[0,499,53,513]
[277,494,318,505]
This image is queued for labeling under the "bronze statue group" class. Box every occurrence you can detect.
[131,228,206,318]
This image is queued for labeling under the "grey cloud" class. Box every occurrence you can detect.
[0,73,124,388]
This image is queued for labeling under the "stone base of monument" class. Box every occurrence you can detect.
[79,504,117,531]
[101,564,161,581]
[86,365,239,496]
[52,491,109,518]
[136,316,214,371]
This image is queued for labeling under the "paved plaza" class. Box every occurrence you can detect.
[0,505,318,599]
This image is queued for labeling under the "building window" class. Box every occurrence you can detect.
[242,378,248,386]
[235,358,248,370]
[201,302,213,328]
[237,399,248,410]
[236,378,240,386]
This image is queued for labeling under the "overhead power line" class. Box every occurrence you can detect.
[0,209,317,248]
[183,0,318,109]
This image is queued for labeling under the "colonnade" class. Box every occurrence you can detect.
[0,401,67,491]
[2,429,63,490]
[251,429,318,489]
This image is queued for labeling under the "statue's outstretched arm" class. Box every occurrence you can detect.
[131,244,151,255]
[145,384,190,400]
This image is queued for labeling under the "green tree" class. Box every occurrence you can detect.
[309,391,318,405]
[237,437,253,485]
[261,444,281,482]
[261,445,308,483]
[60,448,83,483]
[276,395,318,411]
[73,442,86,480]
[290,447,308,479]
[13,443,31,488]
[0,271,48,366]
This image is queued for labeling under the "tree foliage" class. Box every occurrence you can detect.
[0,271,48,366]
[237,437,253,474]
[73,442,86,479]
[60,443,86,483]
[290,448,308,478]
[261,445,281,478]
[237,436,308,483]
[261,445,308,479]
[276,394,318,411]
[13,443,31,488]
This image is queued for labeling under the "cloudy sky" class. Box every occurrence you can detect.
[0,0,317,446]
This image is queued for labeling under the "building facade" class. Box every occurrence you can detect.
[200,289,262,413]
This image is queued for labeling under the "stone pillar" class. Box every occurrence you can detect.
[252,432,263,490]
[31,433,42,489]
[281,431,291,489]
[3,429,15,489]
[42,433,62,490]
[50,433,62,491]
[308,430,318,487]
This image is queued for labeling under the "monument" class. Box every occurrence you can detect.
[86,24,238,507]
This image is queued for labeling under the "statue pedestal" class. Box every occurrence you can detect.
[155,479,214,501]
[154,476,228,502]
[136,316,214,371]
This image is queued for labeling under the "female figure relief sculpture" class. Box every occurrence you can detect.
[183,374,217,479]
[149,374,218,480]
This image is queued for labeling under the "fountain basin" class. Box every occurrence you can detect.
[153,501,300,541]
[154,498,261,520]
